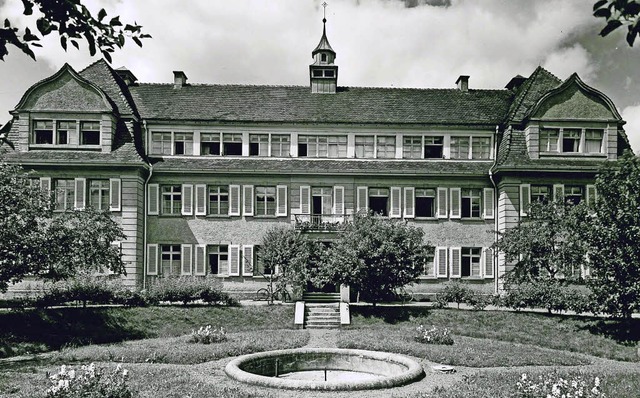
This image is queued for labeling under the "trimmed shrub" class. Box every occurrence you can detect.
[144,276,233,306]
[465,293,496,311]
[435,281,474,309]
[501,280,594,314]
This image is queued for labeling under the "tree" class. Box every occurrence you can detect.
[0,0,151,62]
[320,212,432,306]
[578,153,640,318]
[258,226,326,299]
[494,200,587,284]
[0,162,126,292]
[594,0,640,46]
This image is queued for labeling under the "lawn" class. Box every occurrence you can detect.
[1,304,639,398]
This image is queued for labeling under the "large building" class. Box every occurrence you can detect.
[0,19,631,298]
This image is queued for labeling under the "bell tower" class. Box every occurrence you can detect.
[310,3,338,94]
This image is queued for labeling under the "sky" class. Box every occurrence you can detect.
[0,0,639,153]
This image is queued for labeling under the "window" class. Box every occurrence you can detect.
[471,137,491,159]
[89,180,110,210]
[562,129,581,153]
[376,136,396,158]
[57,121,75,145]
[223,133,242,155]
[564,185,583,205]
[298,135,347,158]
[355,136,374,158]
[162,185,182,214]
[369,188,389,216]
[324,70,335,77]
[531,185,550,204]
[415,188,436,218]
[311,187,332,216]
[34,120,53,144]
[250,134,269,156]
[54,179,75,211]
[423,251,435,277]
[539,128,559,152]
[461,247,482,277]
[174,133,193,155]
[80,121,100,145]
[403,136,422,159]
[585,129,604,153]
[461,188,481,218]
[151,132,172,155]
[208,245,228,275]
[161,245,181,276]
[271,135,290,157]
[424,136,444,159]
[201,133,221,155]
[321,54,327,62]
[208,186,229,215]
[313,70,323,77]
[450,136,470,159]
[256,186,276,216]
[254,246,273,275]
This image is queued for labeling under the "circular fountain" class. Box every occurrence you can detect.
[224,348,425,391]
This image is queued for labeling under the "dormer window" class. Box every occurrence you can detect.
[562,129,581,153]
[539,129,559,152]
[34,121,53,144]
[539,127,605,155]
[324,70,334,78]
[57,121,75,145]
[321,54,327,62]
[80,121,100,145]
[585,130,604,153]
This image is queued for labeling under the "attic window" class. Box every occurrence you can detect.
[201,133,221,155]
[324,70,335,78]
[321,54,327,62]
[313,70,323,77]
[57,121,75,145]
[562,129,581,153]
[34,120,53,144]
[80,121,100,145]
[174,133,193,155]
[223,133,242,156]
[585,130,604,153]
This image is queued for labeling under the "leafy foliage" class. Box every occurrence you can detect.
[189,325,227,344]
[321,212,433,305]
[414,325,454,345]
[0,0,151,61]
[594,0,640,46]
[46,363,133,398]
[577,153,640,318]
[500,280,592,314]
[144,276,234,306]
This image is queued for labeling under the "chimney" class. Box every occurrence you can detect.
[173,71,188,89]
[456,75,469,92]
[505,75,527,91]
[115,67,137,86]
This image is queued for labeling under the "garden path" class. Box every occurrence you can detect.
[304,328,339,348]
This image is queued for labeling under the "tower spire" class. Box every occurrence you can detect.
[310,3,338,94]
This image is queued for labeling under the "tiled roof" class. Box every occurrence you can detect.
[150,157,492,176]
[506,66,562,125]
[79,60,138,117]
[130,84,513,126]
[1,144,144,165]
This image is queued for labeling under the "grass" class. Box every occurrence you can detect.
[349,306,640,362]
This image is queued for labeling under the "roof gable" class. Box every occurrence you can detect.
[14,64,113,113]
[528,73,622,122]
[79,59,139,117]
[506,66,562,125]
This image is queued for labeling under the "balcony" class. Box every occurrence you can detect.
[294,214,346,232]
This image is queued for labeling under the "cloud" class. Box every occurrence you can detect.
[542,44,595,82]
[622,105,640,155]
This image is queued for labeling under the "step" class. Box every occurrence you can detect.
[306,313,340,320]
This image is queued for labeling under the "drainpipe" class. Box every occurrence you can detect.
[488,125,500,295]
[142,120,153,290]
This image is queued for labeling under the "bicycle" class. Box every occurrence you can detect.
[394,286,415,304]
[255,285,291,304]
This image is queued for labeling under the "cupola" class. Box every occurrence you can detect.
[310,8,338,94]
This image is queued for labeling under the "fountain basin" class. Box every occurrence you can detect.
[224,348,425,391]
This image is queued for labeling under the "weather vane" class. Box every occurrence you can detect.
[322,2,328,22]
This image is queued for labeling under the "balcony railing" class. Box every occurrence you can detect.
[294,214,347,232]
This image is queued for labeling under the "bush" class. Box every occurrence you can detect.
[35,274,132,308]
[501,280,594,314]
[189,325,227,344]
[414,325,454,345]
[144,276,233,306]
[516,372,606,398]
[435,281,474,309]
[465,293,496,311]
[46,363,134,398]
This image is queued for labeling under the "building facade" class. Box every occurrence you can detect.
[1,20,631,297]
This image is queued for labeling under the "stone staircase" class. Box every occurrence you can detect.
[302,292,341,329]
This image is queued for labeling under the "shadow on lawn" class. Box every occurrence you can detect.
[350,306,431,324]
[0,307,147,358]
[577,318,640,346]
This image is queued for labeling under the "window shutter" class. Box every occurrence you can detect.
[109,178,121,211]
[218,250,228,276]
[146,244,158,275]
[181,244,193,275]
[390,187,402,218]
[195,184,207,215]
[229,245,240,276]
[586,184,597,207]
[519,184,531,216]
[195,245,206,275]
[553,184,564,203]
[242,245,254,276]
[300,186,311,214]
[437,187,448,218]
[403,187,415,218]
[449,188,461,219]
[74,178,86,210]
[243,185,254,216]
[450,247,461,278]
[436,247,448,278]
[424,252,436,277]
[276,185,287,217]
[181,184,193,215]
[483,187,494,219]
[333,186,345,215]
[356,186,368,212]
[483,247,494,278]
[229,185,241,216]
[148,184,159,215]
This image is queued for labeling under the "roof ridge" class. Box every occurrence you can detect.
[133,82,510,92]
